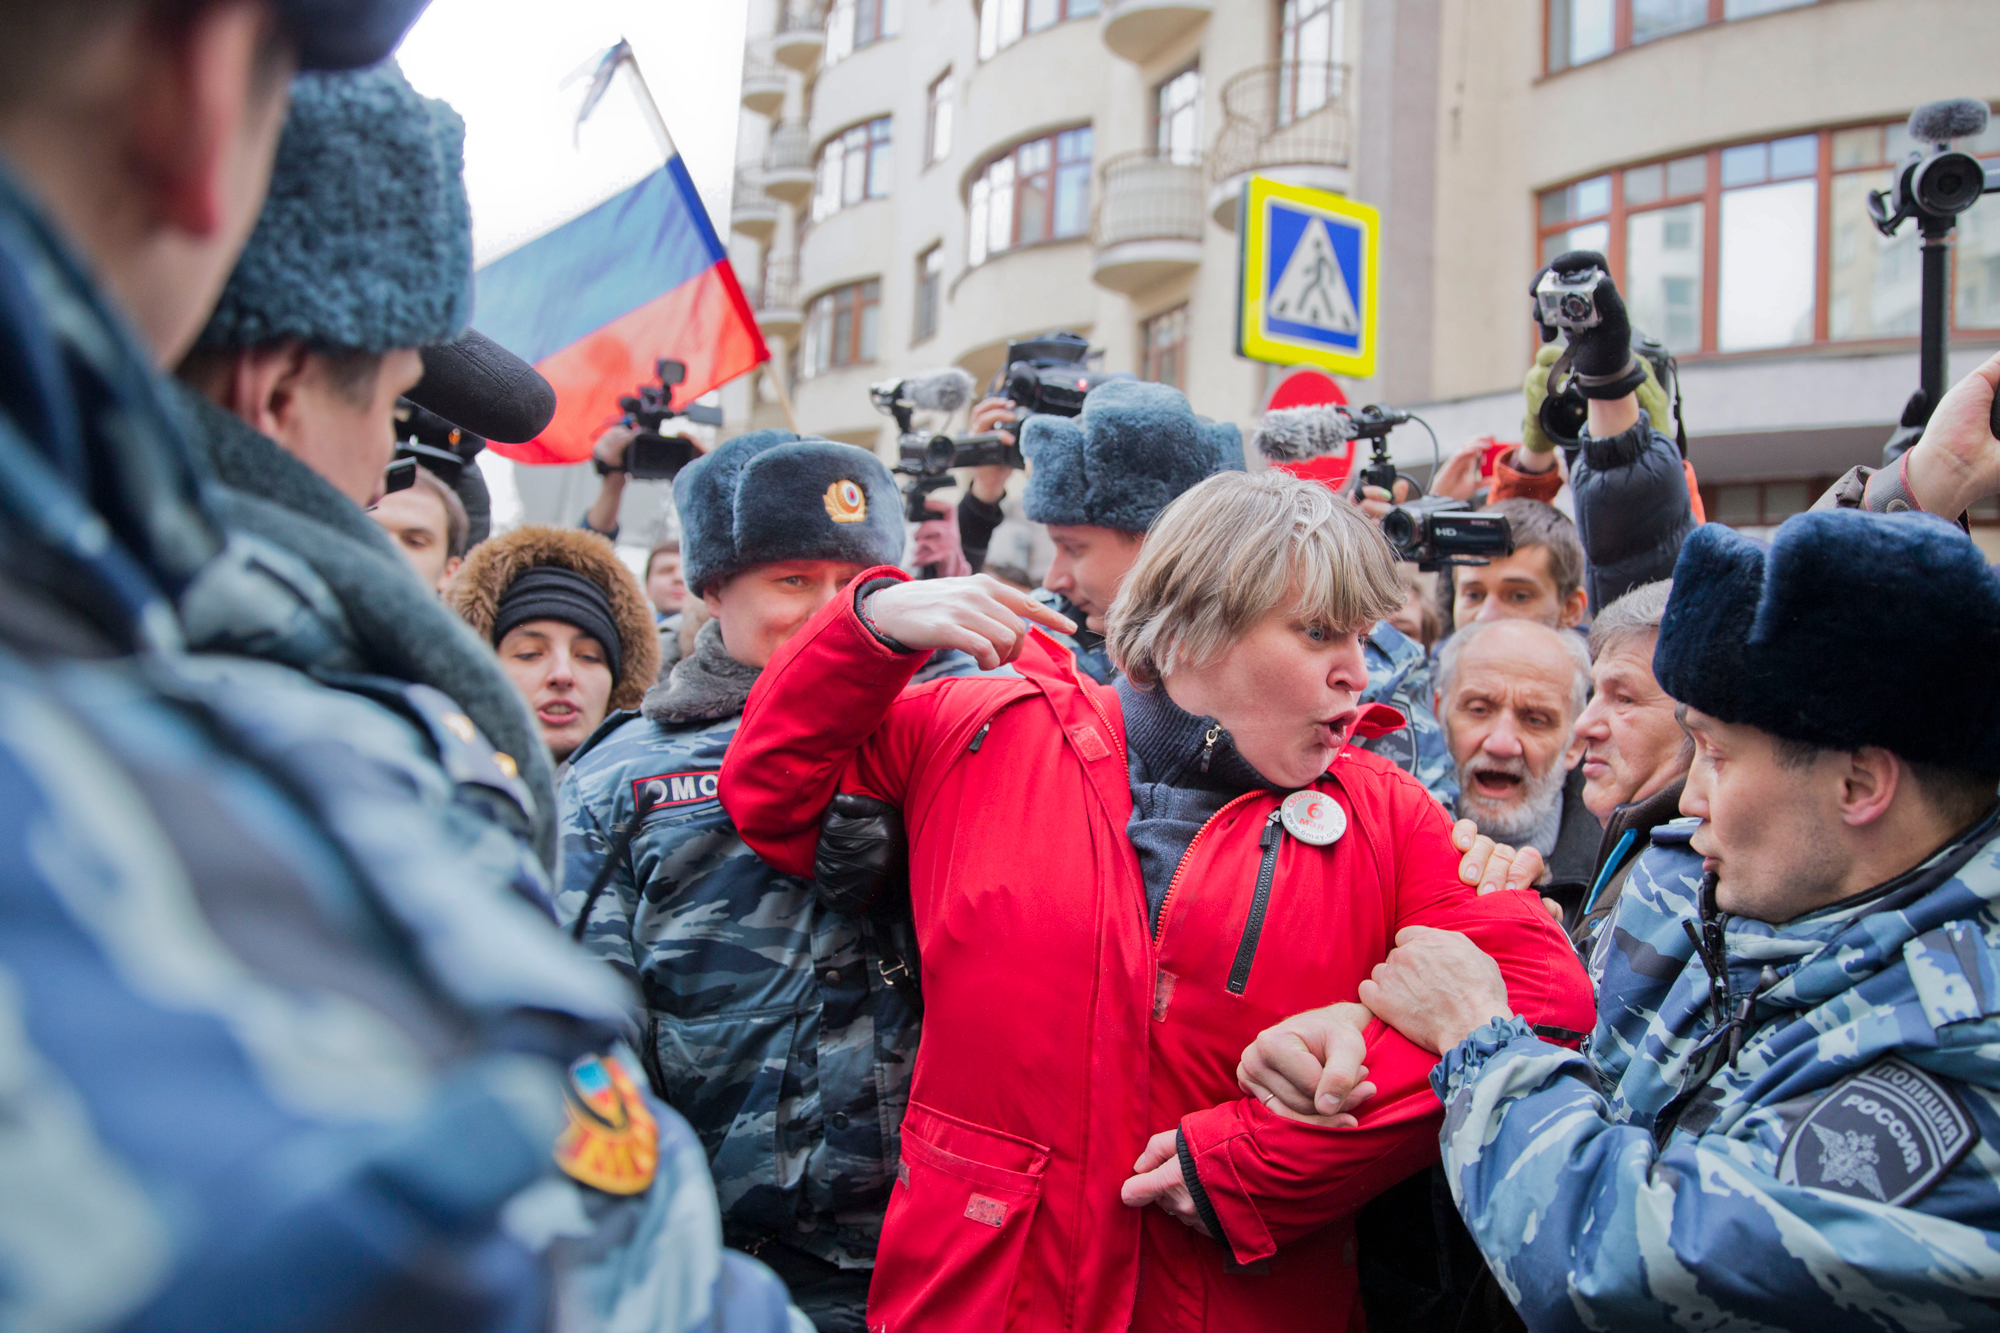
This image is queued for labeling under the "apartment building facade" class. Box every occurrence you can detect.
[722,0,2000,547]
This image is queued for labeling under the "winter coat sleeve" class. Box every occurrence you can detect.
[1569,419,1695,611]
[720,567,942,878]
[1487,448,1564,505]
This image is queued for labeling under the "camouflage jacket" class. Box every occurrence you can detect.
[557,657,920,1269]
[1434,812,2000,1330]
[1028,592,1454,804]
[0,165,796,1332]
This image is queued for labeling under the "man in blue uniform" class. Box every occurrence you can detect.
[559,431,918,1333]
[1344,509,2000,1328]
[0,5,797,1329]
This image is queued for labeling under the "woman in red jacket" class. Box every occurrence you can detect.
[721,470,1593,1332]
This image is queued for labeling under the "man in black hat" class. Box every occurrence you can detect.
[1249,507,2000,1327]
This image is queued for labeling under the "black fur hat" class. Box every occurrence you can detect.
[1655,510,2000,770]
[676,431,905,596]
[1022,379,1244,533]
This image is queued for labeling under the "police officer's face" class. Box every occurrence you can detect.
[1679,709,1847,922]
[1574,635,1689,823]
[704,560,869,669]
[1043,525,1145,632]
[496,619,614,764]
[369,485,460,594]
[1162,603,1372,790]
[264,346,425,507]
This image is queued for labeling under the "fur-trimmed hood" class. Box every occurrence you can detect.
[448,525,660,711]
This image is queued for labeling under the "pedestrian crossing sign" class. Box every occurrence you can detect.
[1237,177,1378,377]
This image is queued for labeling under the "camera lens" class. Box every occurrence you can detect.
[1559,293,1593,321]
[1380,507,1419,554]
[1915,151,1986,216]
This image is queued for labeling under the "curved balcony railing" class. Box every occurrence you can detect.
[1209,62,1353,184]
[740,58,787,117]
[730,170,779,241]
[758,257,801,313]
[771,3,826,71]
[761,121,816,207]
[1091,150,1205,295]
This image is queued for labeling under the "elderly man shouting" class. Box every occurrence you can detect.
[1438,618,1597,884]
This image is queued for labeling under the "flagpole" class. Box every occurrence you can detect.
[614,42,803,435]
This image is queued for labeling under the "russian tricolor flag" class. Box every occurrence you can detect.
[473,146,768,466]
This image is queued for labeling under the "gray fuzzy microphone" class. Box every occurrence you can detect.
[901,367,979,413]
[1254,405,1356,464]
[1908,98,1991,146]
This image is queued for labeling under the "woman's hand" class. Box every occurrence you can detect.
[1119,1130,1212,1235]
[863,575,1074,670]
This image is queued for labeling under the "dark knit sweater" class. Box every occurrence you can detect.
[1117,677,1282,928]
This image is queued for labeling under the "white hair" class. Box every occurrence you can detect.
[1437,618,1592,720]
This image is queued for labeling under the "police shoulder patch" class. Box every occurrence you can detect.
[1777,1057,1977,1207]
[631,769,720,811]
[553,1053,659,1195]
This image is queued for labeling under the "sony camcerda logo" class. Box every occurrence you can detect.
[631,770,720,811]
[1778,1057,1978,1207]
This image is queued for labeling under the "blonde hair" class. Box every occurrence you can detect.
[1107,470,1406,687]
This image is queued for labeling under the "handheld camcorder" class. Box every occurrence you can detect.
[598,358,721,482]
[870,369,1016,525]
[1349,404,1511,571]
[1000,331,1120,423]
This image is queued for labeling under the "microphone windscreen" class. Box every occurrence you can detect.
[1908,98,1991,145]
[903,367,978,413]
[1254,406,1353,463]
[406,329,557,444]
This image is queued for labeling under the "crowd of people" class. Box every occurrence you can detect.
[7,3,2000,1333]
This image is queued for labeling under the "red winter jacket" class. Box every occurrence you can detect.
[721,570,1594,1333]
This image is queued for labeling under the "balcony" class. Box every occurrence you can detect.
[740,58,787,117]
[1100,0,1213,66]
[1207,62,1353,231]
[762,121,815,207]
[770,3,825,72]
[1090,150,1205,295]
[754,258,803,342]
[730,171,778,242]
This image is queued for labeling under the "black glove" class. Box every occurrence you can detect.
[814,792,908,917]
[1535,251,1646,399]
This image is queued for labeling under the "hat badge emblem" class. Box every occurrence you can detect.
[824,479,867,524]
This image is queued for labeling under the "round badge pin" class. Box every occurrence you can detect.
[1280,790,1346,846]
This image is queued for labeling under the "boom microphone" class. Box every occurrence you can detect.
[1908,98,1991,146]
[406,329,557,444]
[900,367,978,413]
[1254,405,1357,463]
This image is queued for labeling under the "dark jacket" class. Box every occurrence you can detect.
[1546,764,1604,889]
[1570,418,1695,611]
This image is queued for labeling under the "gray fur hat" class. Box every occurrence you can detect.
[1022,379,1245,533]
[676,431,906,596]
[196,64,471,354]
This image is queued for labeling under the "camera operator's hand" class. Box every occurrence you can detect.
[1535,250,1638,391]
[591,423,639,470]
[969,396,1019,442]
[912,498,974,578]
[1431,440,1488,500]
[1890,349,2000,519]
[863,574,1075,670]
[1350,477,1413,523]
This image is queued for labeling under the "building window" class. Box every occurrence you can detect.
[1546,0,1816,74]
[812,117,892,224]
[967,126,1093,267]
[926,71,954,166]
[1699,478,1829,531]
[1535,113,2000,356]
[1141,306,1189,388]
[978,0,1101,61]
[800,280,881,379]
[914,244,944,343]
[1153,65,1201,165]
[1278,0,1344,125]
[824,0,900,67]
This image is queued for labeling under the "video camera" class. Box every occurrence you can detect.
[1346,405,1512,572]
[869,371,1019,524]
[596,358,722,482]
[1000,331,1116,420]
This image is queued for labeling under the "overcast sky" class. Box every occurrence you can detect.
[398,0,749,268]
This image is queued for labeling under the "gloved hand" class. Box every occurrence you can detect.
[1532,250,1644,399]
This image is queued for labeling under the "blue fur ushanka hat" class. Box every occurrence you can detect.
[196,64,471,354]
[1022,379,1246,533]
[676,430,906,596]
[1655,509,2000,771]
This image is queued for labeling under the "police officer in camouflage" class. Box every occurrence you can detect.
[1020,379,1458,804]
[0,6,799,1329]
[559,430,920,1333]
[1314,508,2000,1328]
